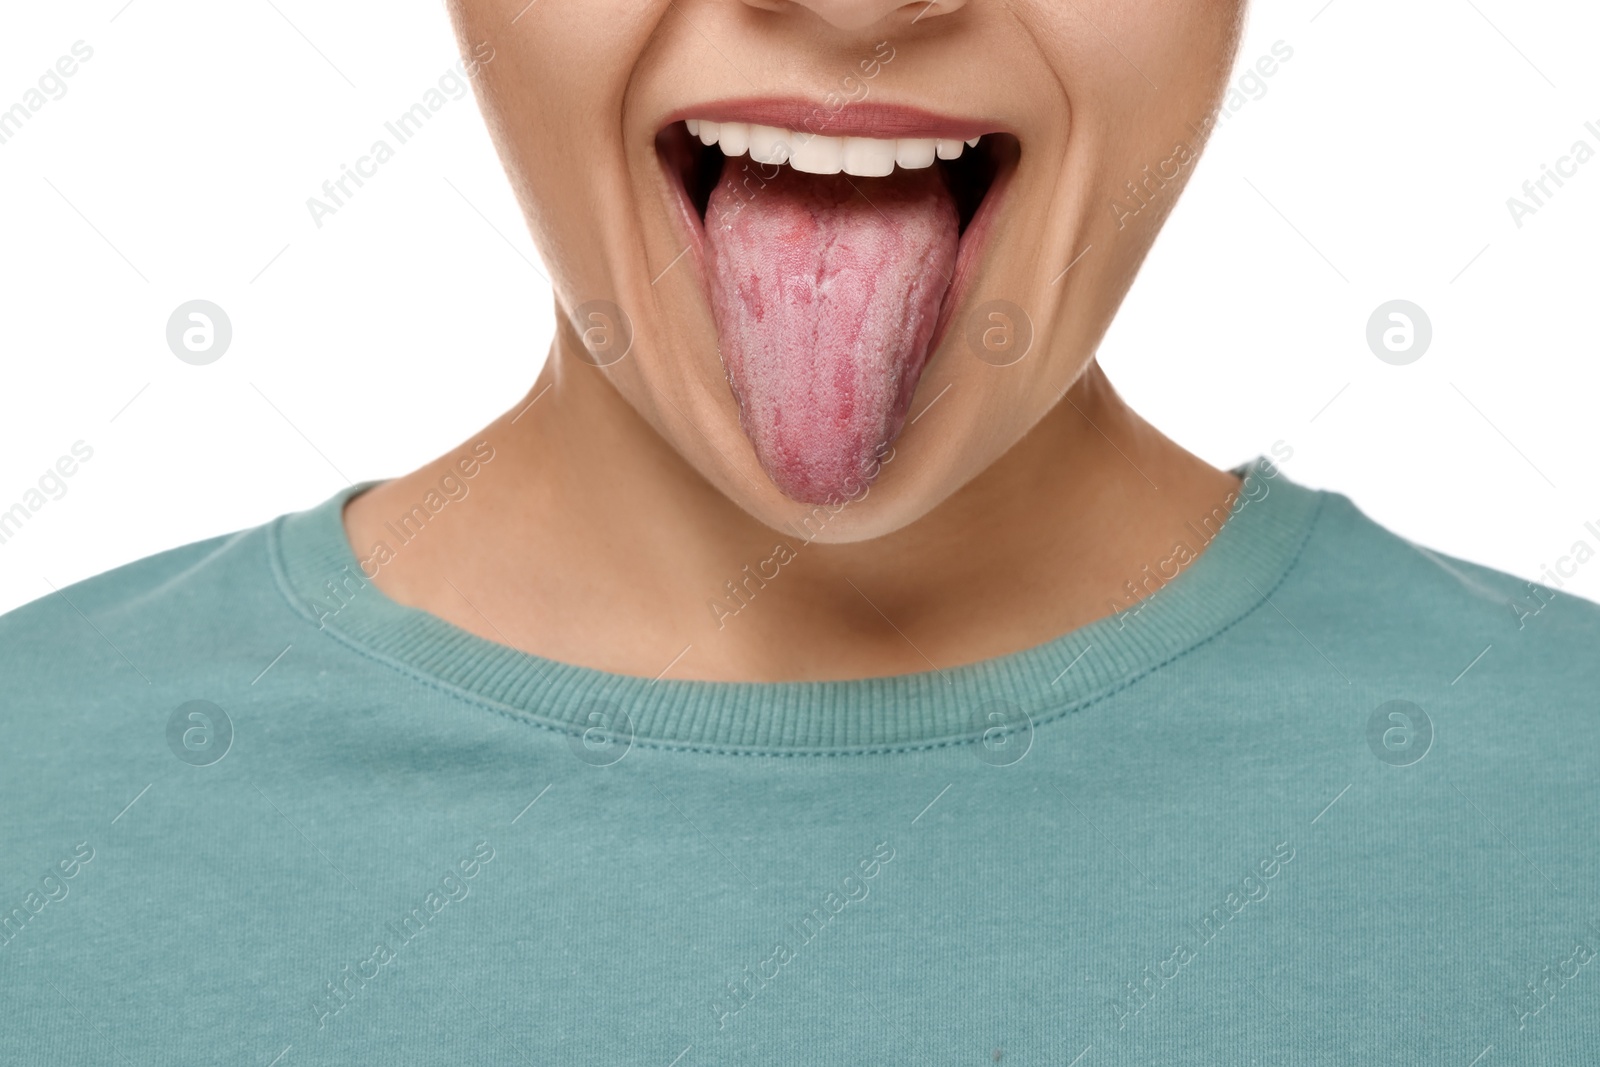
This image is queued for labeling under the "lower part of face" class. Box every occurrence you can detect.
[448,0,1244,540]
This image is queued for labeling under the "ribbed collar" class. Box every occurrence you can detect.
[267,458,1323,756]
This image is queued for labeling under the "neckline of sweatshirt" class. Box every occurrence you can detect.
[269,457,1323,756]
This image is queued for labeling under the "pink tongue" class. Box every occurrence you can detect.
[703,159,958,504]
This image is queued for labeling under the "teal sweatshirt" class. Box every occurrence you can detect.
[1,459,1597,1065]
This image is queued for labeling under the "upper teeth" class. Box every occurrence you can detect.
[685,119,980,176]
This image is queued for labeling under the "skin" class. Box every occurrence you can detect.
[345,0,1249,682]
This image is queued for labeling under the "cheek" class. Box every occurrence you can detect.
[1034,0,1245,113]
[451,0,673,286]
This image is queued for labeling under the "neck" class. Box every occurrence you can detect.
[342,357,1238,682]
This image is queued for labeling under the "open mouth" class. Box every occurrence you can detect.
[656,103,1020,505]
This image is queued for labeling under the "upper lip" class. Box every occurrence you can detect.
[659,98,1003,141]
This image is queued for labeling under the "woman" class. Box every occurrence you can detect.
[3,0,1595,1063]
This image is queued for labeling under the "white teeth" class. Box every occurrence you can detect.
[841,136,896,177]
[894,138,937,169]
[748,124,792,165]
[686,119,982,176]
[716,121,750,157]
[789,133,844,175]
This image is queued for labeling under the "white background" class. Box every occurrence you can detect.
[1,0,1596,617]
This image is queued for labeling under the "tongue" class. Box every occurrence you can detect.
[703,159,959,504]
